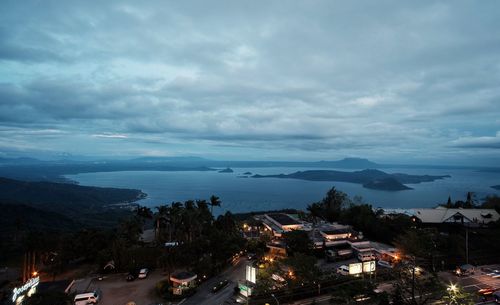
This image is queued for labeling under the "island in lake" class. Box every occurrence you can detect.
[252,169,450,191]
[492,185,500,190]
[219,167,234,173]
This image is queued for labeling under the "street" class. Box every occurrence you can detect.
[183,257,248,305]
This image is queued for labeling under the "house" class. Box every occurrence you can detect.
[381,207,500,226]
[170,271,197,296]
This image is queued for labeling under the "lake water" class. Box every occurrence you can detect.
[66,167,500,215]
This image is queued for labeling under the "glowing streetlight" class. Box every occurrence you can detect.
[448,283,458,293]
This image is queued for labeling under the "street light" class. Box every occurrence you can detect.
[271,293,279,305]
[448,283,458,293]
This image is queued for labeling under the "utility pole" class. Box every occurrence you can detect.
[412,256,416,304]
[465,226,469,265]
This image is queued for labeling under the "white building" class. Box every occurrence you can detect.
[381,207,500,226]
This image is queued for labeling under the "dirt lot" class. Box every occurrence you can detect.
[87,270,166,305]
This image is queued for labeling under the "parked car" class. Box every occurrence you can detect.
[138,268,149,279]
[478,287,495,297]
[455,264,475,276]
[336,265,350,276]
[377,260,393,269]
[74,290,101,305]
[326,249,353,262]
[357,252,376,262]
[125,271,137,282]
[212,279,229,293]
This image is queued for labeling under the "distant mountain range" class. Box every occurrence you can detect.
[0,155,497,183]
[252,169,450,191]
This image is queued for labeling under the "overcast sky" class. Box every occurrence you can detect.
[1,1,499,164]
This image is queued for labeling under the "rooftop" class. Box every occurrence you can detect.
[267,213,301,226]
[321,228,353,235]
[381,208,500,224]
[170,271,197,283]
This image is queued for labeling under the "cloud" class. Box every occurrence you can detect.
[0,1,499,164]
[92,133,128,139]
[450,132,500,149]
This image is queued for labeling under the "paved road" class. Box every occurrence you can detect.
[183,257,248,305]
[439,264,500,292]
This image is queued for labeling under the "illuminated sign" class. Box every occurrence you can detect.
[239,283,252,297]
[246,265,256,284]
[348,263,362,275]
[363,261,376,273]
[12,276,40,302]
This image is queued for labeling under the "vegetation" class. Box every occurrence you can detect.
[481,194,500,213]
[253,169,449,191]
[283,230,313,255]
[0,177,145,208]
[306,187,414,243]
[2,193,246,304]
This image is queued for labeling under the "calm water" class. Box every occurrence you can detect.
[66,167,500,215]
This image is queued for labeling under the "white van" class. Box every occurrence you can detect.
[336,265,350,276]
[74,290,100,305]
[357,252,376,262]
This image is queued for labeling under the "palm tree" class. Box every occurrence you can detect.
[307,202,323,224]
[154,205,169,242]
[209,195,221,216]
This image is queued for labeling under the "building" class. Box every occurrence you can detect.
[170,271,197,296]
[381,207,500,226]
[260,213,308,237]
[255,213,362,257]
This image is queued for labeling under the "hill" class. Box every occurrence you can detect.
[0,177,145,209]
[0,202,77,233]
[0,177,142,236]
[252,169,449,191]
[363,177,412,191]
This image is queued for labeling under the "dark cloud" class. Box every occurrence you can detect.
[0,1,499,163]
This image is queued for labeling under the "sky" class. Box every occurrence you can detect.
[1,1,499,165]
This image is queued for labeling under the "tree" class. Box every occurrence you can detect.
[209,195,221,216]
[442,284,475,305]
[119,217,143,245]
[465,192,474,208]
[391,263,442,305]
[285,253,321,284]
[283,230,312,255]
[154,205,170,242]
[307,187,349,222]
[446,196,453,208]
[320,187,348,222]
[306,202,324,223]
[482,195,500,213]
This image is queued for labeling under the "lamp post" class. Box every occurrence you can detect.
[271,293,280,305]
[447,283,459,304]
